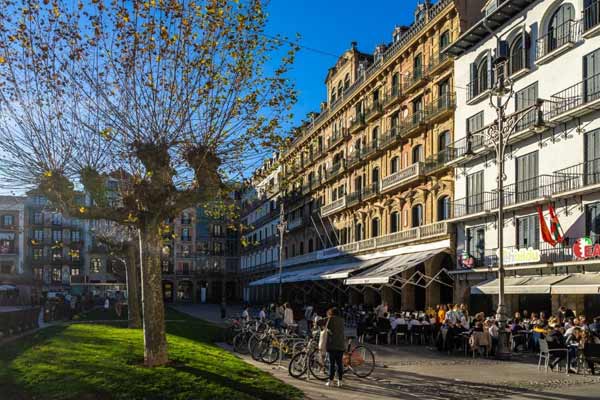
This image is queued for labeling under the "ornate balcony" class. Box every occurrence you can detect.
[380,162,424,193]
[320,197,346,217]
[349,114,366,133]
[365,101,383,122]
[536,19,581,64]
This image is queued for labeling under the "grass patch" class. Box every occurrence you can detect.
[0,308,303,400]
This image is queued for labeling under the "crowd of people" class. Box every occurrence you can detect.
[235,301,600,375]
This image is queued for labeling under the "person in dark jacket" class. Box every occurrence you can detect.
[319,306,346,387]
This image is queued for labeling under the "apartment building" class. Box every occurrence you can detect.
[161,205,241,304]
[239,157,281,303]
[247,0,485,309]
[447,0,600,317]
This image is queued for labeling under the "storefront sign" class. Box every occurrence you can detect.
[498,247,541,265]
[573,237,600,259]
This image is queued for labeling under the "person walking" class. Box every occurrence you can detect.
[283,302,294,328]
[319,307,346,388]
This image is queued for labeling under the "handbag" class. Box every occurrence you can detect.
[318,317,331,353]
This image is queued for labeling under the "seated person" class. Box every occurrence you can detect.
[470,322,491,355]
[545,324,568,371]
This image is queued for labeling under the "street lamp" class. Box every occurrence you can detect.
[467,59,544,359]
[276,203,287,303]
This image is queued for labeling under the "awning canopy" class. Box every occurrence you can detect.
[345,249,447,286]
[472,275,570,295]
[249,257,388,287]
[551,274,600,294]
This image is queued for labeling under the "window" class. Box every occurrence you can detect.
[372,167,380,189]
[182,228,191,241]
[517,215,540,248]
[33,229,43,242]
[439,30,450,50]
[586,202,600,243]
[52,267,61,282]
[1,214,14,226]
[469,53,491,100]
[331,88,337,104]
[213,242,223,255]
[467,171,484,214]
[438,131,450,160]
[391,72,400,96]
[213,224,223,237]
[390,156,399,174]
[509,29,529,75]
[71,230,80,242]
[515,82,538,130]
[90,258,102,273]
[162,260,172,273]
[0,232,15,254]
[34,267,43,281]
[412,96,423,122]
[547,3,575,53]
[413,53,423,79]
[70,248,80,261]
[52,248,62,261]
[412,144,423,163]
[437,196,450,221]
[467,111,484,149]
[355,222,363,241]
[515,151,539,202]
[51,213,62,225]
[411,204,423,227]
[33,212,43,224]
[299,241,304,255]
[371,217,380,238]
[466,226,486,264]
[584,48,600,103]
[308,238,314,253]
[344,73,350,89]
[52,230,62,243]
[181,212,191,225]
[372,126,379,146]
[32,247,43,260]
[586,129,600,185]
[71,268,80,276]
[390,211,400,233]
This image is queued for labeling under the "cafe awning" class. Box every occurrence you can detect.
[551,273,600,294]
[345,248,447,286]
[249,257,389,287]
[471,275,570,295]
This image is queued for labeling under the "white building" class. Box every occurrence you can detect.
[446,0,600,317]
[240,156,282,302]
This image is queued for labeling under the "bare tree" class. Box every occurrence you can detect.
[92,220,142,329]
[0,0,296,366]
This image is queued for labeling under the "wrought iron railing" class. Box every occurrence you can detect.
[381,162,423,191]
[536,19,581,60]
[584,0,600,32]
[553,158,600,193]
[542,72,600,120]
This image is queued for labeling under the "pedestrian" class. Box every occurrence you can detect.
[103,297,110,313]
[374,301,388,319]
[242,305,251,323]
[318,307,346,388]
[220,300,227,319]
[258,306,267,322]
[274,303,284,329]
[283,302,294,328]
[304,304,314,331]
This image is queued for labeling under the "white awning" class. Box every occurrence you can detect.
[249,257,388,287]
[551,273,600,294]
[0,284,17,291]
[345,249,447,286]
[471,275,569,295]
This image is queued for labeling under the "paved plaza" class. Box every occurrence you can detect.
[176,304,600,400]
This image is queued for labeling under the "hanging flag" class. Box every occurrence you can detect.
[537,206,556,247]
[548,204,565,244]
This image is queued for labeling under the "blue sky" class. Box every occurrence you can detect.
[265,0,421,127]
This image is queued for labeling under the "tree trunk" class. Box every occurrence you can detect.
[127,243,142,329]
[139,225,168,366]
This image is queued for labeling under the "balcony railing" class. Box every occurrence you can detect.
[450,192,501,218]
[467,78,491,102]
[428,52,451,73]
[327,129,347,150]
[379,127,401,149]
[542,72,600,122]
[536,19,581,61]
[403,67,426,91]
[584,0,600,34]
[553,158,600,193]
[348,149,362,167]
[326,161,345,180]
[381,162,424,193]
[399,109,427,136]
[383,86,402,108]
[460,242,574,270]
[346,182,379,207]
[365,101,383,122]
[320,197,346,217]
[426,94,455,121]
[349,114,366,133]
[503,175,555,205]
[287,216,304,230]
[360,139,379,158]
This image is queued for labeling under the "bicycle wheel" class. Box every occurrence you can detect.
[288,351,308,379]
[261,343,280,364]
[252,338,269,361]
[248,334,260,356]
[233,333,250,354]
[349,345,375,378]
[308,350,330,381]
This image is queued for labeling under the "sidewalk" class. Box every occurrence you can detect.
[176,304,600,400]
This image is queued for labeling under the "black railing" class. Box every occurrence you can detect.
[349,114,366,132]
[450,192,501,218]
[504,175,555,205]
[554,157,600,193]
[584,0,600,32]
[348,149,362,167]
[467,77,490,102]
[542,72,600,120]
[536,19,581,60]
[384,86,402,107]
[360,140,379,158]
[379,127,400,149]
[428,52,450,71]
[426,94,455,120]
[365,101,383,120]
[404,67,425,89]
[399,109,427,135]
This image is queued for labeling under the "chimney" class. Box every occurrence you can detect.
[350,41,358,50]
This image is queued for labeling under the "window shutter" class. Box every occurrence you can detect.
[470,62,477,96]
[522,28,530,69]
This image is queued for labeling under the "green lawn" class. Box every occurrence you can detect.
[0,308,303,400]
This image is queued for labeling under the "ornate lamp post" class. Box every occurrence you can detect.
[276,203,287,303]
[467,58,544,359]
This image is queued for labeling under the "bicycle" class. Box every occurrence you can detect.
[307,337,375,380]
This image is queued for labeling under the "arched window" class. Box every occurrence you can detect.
[344,73,350,89]
[413,53,423,79]
[412,204,423,227]
[476,57,489,94]
[355,222,363,241]
[390,211,400,233]
[337,81,343,99]
[372,126,379,146]
[412,144,423,163]
[371,217,380,238]
[439,30,450,50]
[372,167,380,189]
[438,131,450,163]
[390,156,399,174]
[509,31,529,75]
[548,4,575,52]
[437,196,451,221]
